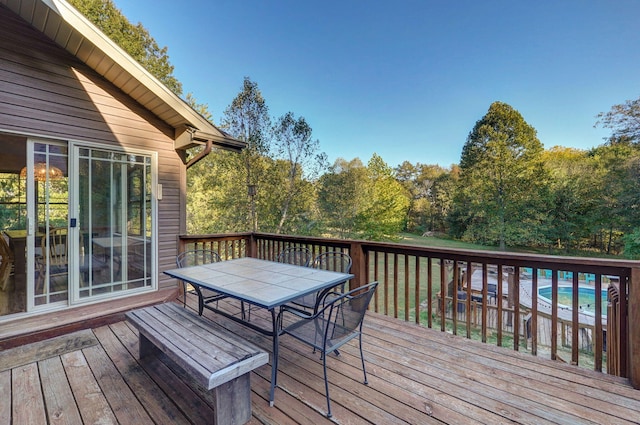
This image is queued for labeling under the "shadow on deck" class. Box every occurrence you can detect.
[1,296,639,424]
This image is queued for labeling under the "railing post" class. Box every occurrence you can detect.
[177,235,186,255]
[629,267,640,389]
[349,241,366,290]
[247,233,257,258]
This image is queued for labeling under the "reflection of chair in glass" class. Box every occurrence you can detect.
[0,235,14,291]
[289,251,352,312]
[37,228,77,295]
[279,281,378,418]
[176,250,222,309]
[277,246,312,267]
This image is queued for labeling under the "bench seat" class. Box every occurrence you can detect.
[126,302,268,425]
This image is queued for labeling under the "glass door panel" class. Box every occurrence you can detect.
[0,134,28,316]
[75,147,153,302]
[32,143,69,307]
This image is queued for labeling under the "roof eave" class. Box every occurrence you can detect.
[0,0,245,152]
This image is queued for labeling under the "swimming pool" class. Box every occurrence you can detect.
[537,286,608,315]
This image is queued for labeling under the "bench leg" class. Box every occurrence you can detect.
[212,373,252,425]
[139,333,158,359]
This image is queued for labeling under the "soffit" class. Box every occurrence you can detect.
[0,0,244,151]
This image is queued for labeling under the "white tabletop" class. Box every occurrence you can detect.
[164,257,353,310]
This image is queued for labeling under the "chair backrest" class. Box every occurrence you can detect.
[277,247,312,267]
[321,281,378,343]
[42,228,72,267]
[0,234,14,290]
[176,249,221,268]
[311,251,352,274]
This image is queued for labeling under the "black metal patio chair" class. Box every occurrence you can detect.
[278,281,378,418]
[276,246,312,267]
[289,251,352,312]
[176,249,223,308]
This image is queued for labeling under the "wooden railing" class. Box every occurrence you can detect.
[177,232,640,389]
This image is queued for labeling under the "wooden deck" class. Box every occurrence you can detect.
[1,297,640,425]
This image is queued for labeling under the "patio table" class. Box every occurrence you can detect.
[163,257,354,405]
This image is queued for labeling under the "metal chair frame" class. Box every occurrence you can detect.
[276,246,312,267]
[279,281,378,418]
[176,249,223,308]
[289,251,352,312]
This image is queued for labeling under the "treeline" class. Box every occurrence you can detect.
[73,0,640,257]
[188,83,640,258]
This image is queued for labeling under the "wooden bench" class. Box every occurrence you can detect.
[125,302,269,425]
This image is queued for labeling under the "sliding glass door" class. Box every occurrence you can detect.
[71,144,155,303]
[20,140,156,312]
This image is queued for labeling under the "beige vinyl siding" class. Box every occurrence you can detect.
[0,5,183,289]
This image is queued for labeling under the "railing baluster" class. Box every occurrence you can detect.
[572,272,579,365]
[481,262,488,343]
[177,233,636,385]
[373,251,380,313]
[414,256,420,325]
[531,269,538,356]
[384,253,389,316]
[404,254,410,322]
[496,265,503,346]
[427,257,432,329]
[594,274,603,372]
[514,266,520,351]
[466,261,472,338]
[551,270,558,360]
[393,253,399,319]
[440,258,446,332]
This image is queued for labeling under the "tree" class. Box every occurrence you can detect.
[68,0,182,95]
[452,101,547,250]
[317,158,368,238]
[541,147,599,252]
[395,162,454,234]
[221,78,271,231]
[356,154,410,240]
[596,97,640,142]
[271,112,327,233]
[588,139,640,254]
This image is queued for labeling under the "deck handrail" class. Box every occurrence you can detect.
[177,232,640,389]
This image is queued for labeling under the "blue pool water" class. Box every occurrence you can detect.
[538,286,608,315]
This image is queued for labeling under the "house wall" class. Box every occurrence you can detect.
[0,5,182,292]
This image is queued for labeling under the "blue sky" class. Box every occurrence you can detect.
[114,0,640,168]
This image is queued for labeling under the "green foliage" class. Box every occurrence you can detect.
[317,158,368,238]
[596,97,640,142]
[452,101,548,250]
[271,112,327,233]
[0,173,26,229]
[68,0,182,95]
[395,161,457,233]
[623,228,640,259]
[587,139,640,254]
[218,78,272,231]
[45,3,640,254]
[356,154,410,240]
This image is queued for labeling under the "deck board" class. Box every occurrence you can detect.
[38,356,83,425]
[2,298,639,424]
[61,350,119,424]
[0,370,10,425]
[12,362,47,425]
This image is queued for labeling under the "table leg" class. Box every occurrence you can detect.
[269,308,278,406]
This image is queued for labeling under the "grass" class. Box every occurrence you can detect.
[397,232,498,250]
[396,232,625,259]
